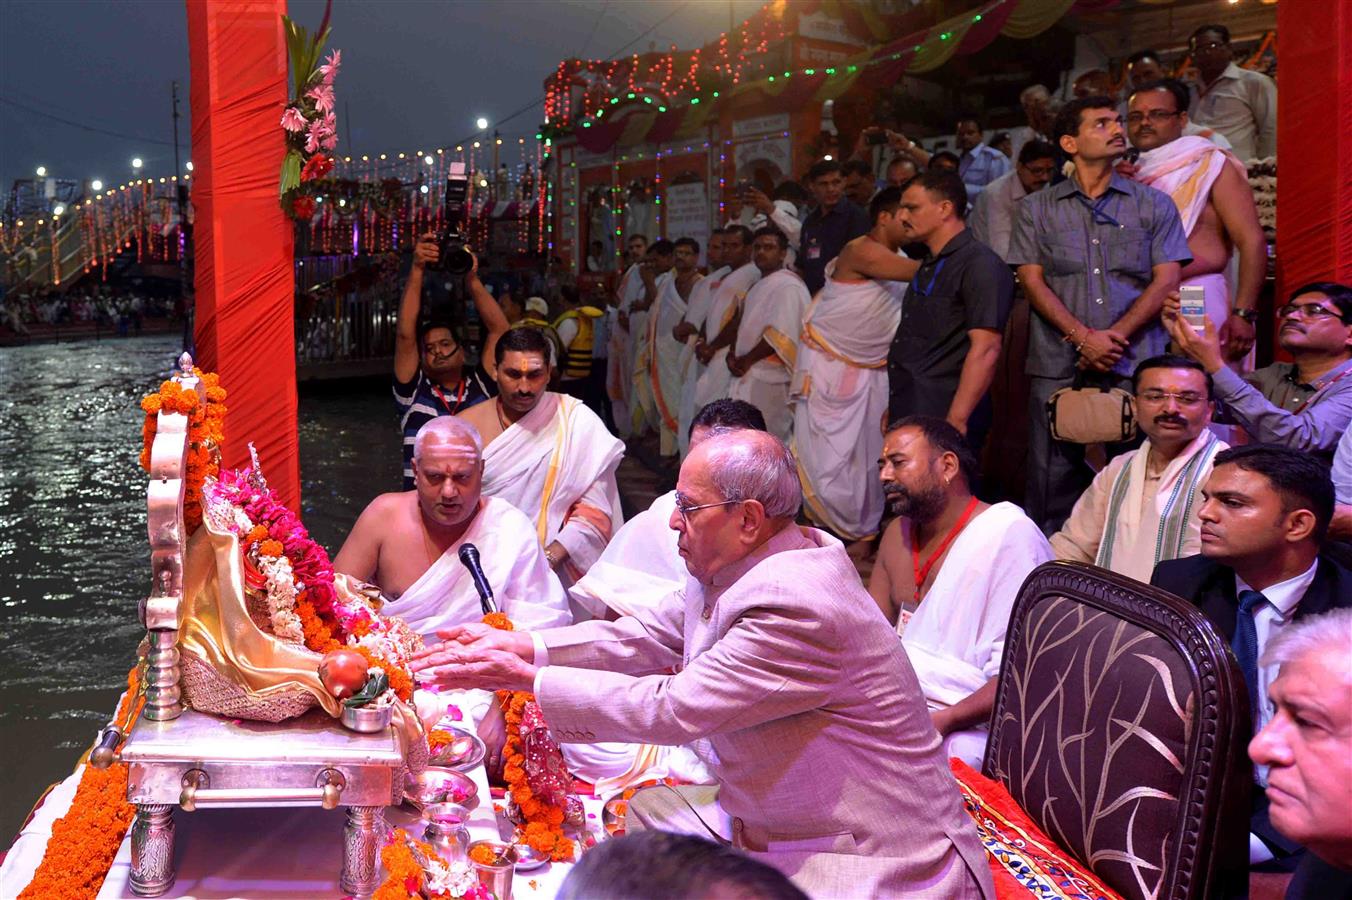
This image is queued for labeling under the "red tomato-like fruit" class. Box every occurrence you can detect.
[318,649,368,699]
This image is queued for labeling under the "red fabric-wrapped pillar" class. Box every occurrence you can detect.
[186,0,300,510]
[1276,1,1352,295]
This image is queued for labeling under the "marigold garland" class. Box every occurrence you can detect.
[138,368,226,534]
[483,613,575,862]
[18,665,143,900]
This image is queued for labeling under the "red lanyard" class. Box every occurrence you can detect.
[911,496,980,603]
[1292,366,1352,414]
[431,379,467,414]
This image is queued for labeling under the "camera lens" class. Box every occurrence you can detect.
[444,244,473,275]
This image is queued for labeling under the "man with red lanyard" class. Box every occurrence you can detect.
[866,416,1052,768]
[1164,281,1352,457]
[394,233,510,489]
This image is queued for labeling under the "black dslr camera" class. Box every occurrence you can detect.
[435,162,475,275]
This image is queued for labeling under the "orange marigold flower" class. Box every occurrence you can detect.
[482,611,514,631]
[258,539,285,558]
[247,524,270,544]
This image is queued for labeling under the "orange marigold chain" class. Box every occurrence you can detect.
[18,664,143,900]
[138,368,227,534]
[482,613,576,862]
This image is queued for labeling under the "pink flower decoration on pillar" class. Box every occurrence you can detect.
[280,107,307,133]
[307,82,335,115]
[320,49,342,85]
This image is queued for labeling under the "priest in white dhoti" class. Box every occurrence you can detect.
[868,417,1053,768]
[727,228,809,443]
[457,328,625,602]
[333,416,573,640]
[1127,80,1267,400]
[1051,354,1225,583]
[691,225,759,416]
[607,235,648,439]
[792,188,919,541]
[648,238,703,456]
[675,229,729,457]
[629,240,674,438]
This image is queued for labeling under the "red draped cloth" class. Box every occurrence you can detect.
[1276,2,1352,294]
[186,0,300,510]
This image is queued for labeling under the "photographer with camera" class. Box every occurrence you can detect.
[393,231,509,490]
[725,181,803,266]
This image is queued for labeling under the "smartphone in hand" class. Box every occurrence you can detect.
[1179,285,1208,334]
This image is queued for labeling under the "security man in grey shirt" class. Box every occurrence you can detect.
[1009,94,1191,533]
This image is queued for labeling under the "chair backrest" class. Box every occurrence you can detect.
[983,562,1250,900]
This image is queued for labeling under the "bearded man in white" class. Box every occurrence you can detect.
[868,417,1053,768]
[457,327,624,599]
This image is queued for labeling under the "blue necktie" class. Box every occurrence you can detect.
[1232,589,1266,725]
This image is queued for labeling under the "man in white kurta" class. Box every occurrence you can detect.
[648,239,703,456]
[607,235,648,439]
[868,418,1053,768]
[691,227,759,415]
[629,241,674,438]
[675,230,730,457]
[1051,356,1226,583]
[727,233,809,443]
[791,195,918,541]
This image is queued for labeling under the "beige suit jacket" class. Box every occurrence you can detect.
[535,525,994,898]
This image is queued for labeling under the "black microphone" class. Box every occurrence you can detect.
[457,543,497,615]
[1123,147,1141,165]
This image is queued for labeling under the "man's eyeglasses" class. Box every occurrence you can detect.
[1136,390,1207,407]
[1021,163,1057,178]
[673,497,740,523]
[1126,110,1182,125]
[1278,302,1345,321]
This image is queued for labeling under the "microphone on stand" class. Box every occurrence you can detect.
[457,543,498,615]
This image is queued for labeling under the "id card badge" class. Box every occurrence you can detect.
[806,244,821,260]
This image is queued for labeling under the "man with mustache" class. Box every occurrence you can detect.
[1051,355,1226,583]
[393,234,510,489]
[1124,78,1266,383]
[868,416,1051,767]
[1151,446,1352,874]
[1009,94,1191,532]
[1164,282,1352,456]
[457,327,624,600]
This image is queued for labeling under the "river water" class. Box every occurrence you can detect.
[0,334,399,842]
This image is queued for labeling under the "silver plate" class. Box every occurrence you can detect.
[430,726,486,772]
[513,842,550,871]
[404,766,479,811]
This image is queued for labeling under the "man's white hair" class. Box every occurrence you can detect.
[701,428,801,519]
[1260,608,1352,678]
[413,416,483,462]
[1020,84,1051,104]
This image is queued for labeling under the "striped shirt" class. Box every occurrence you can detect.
[393,369,493,489]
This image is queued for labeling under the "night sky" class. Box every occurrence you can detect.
[1,0,765,192]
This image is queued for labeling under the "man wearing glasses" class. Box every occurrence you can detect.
[969,138,1058,262]
[1051,354,1226,583]
[414,429,994,898]
[1187,24,1277,163]
[1009,95,1191,532]
[1125,78,1268,400]
[1164,282,1352,455]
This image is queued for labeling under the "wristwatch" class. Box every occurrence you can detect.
[1232,308,1258,323]
[544,545,563,568]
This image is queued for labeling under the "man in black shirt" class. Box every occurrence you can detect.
[799,159,870,296]
[887,170,1014,452]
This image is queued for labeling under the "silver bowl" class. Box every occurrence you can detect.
[340,703,392,733]
[430,726,487,772]
[602,795,628,838]
[404,766,479,811]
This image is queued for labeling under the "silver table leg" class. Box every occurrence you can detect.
[130,803,176,897]
[340,805,384,898]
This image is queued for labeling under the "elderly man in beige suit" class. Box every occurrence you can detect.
[414,430,993,898]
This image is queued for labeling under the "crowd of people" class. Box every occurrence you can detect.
[1,283,178,338]
[329,22,1351,899]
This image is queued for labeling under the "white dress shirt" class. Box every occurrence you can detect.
[968,169,1030,262]
[1189,63,1277,161]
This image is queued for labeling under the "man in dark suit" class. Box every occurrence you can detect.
[1152,444,1352,874]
